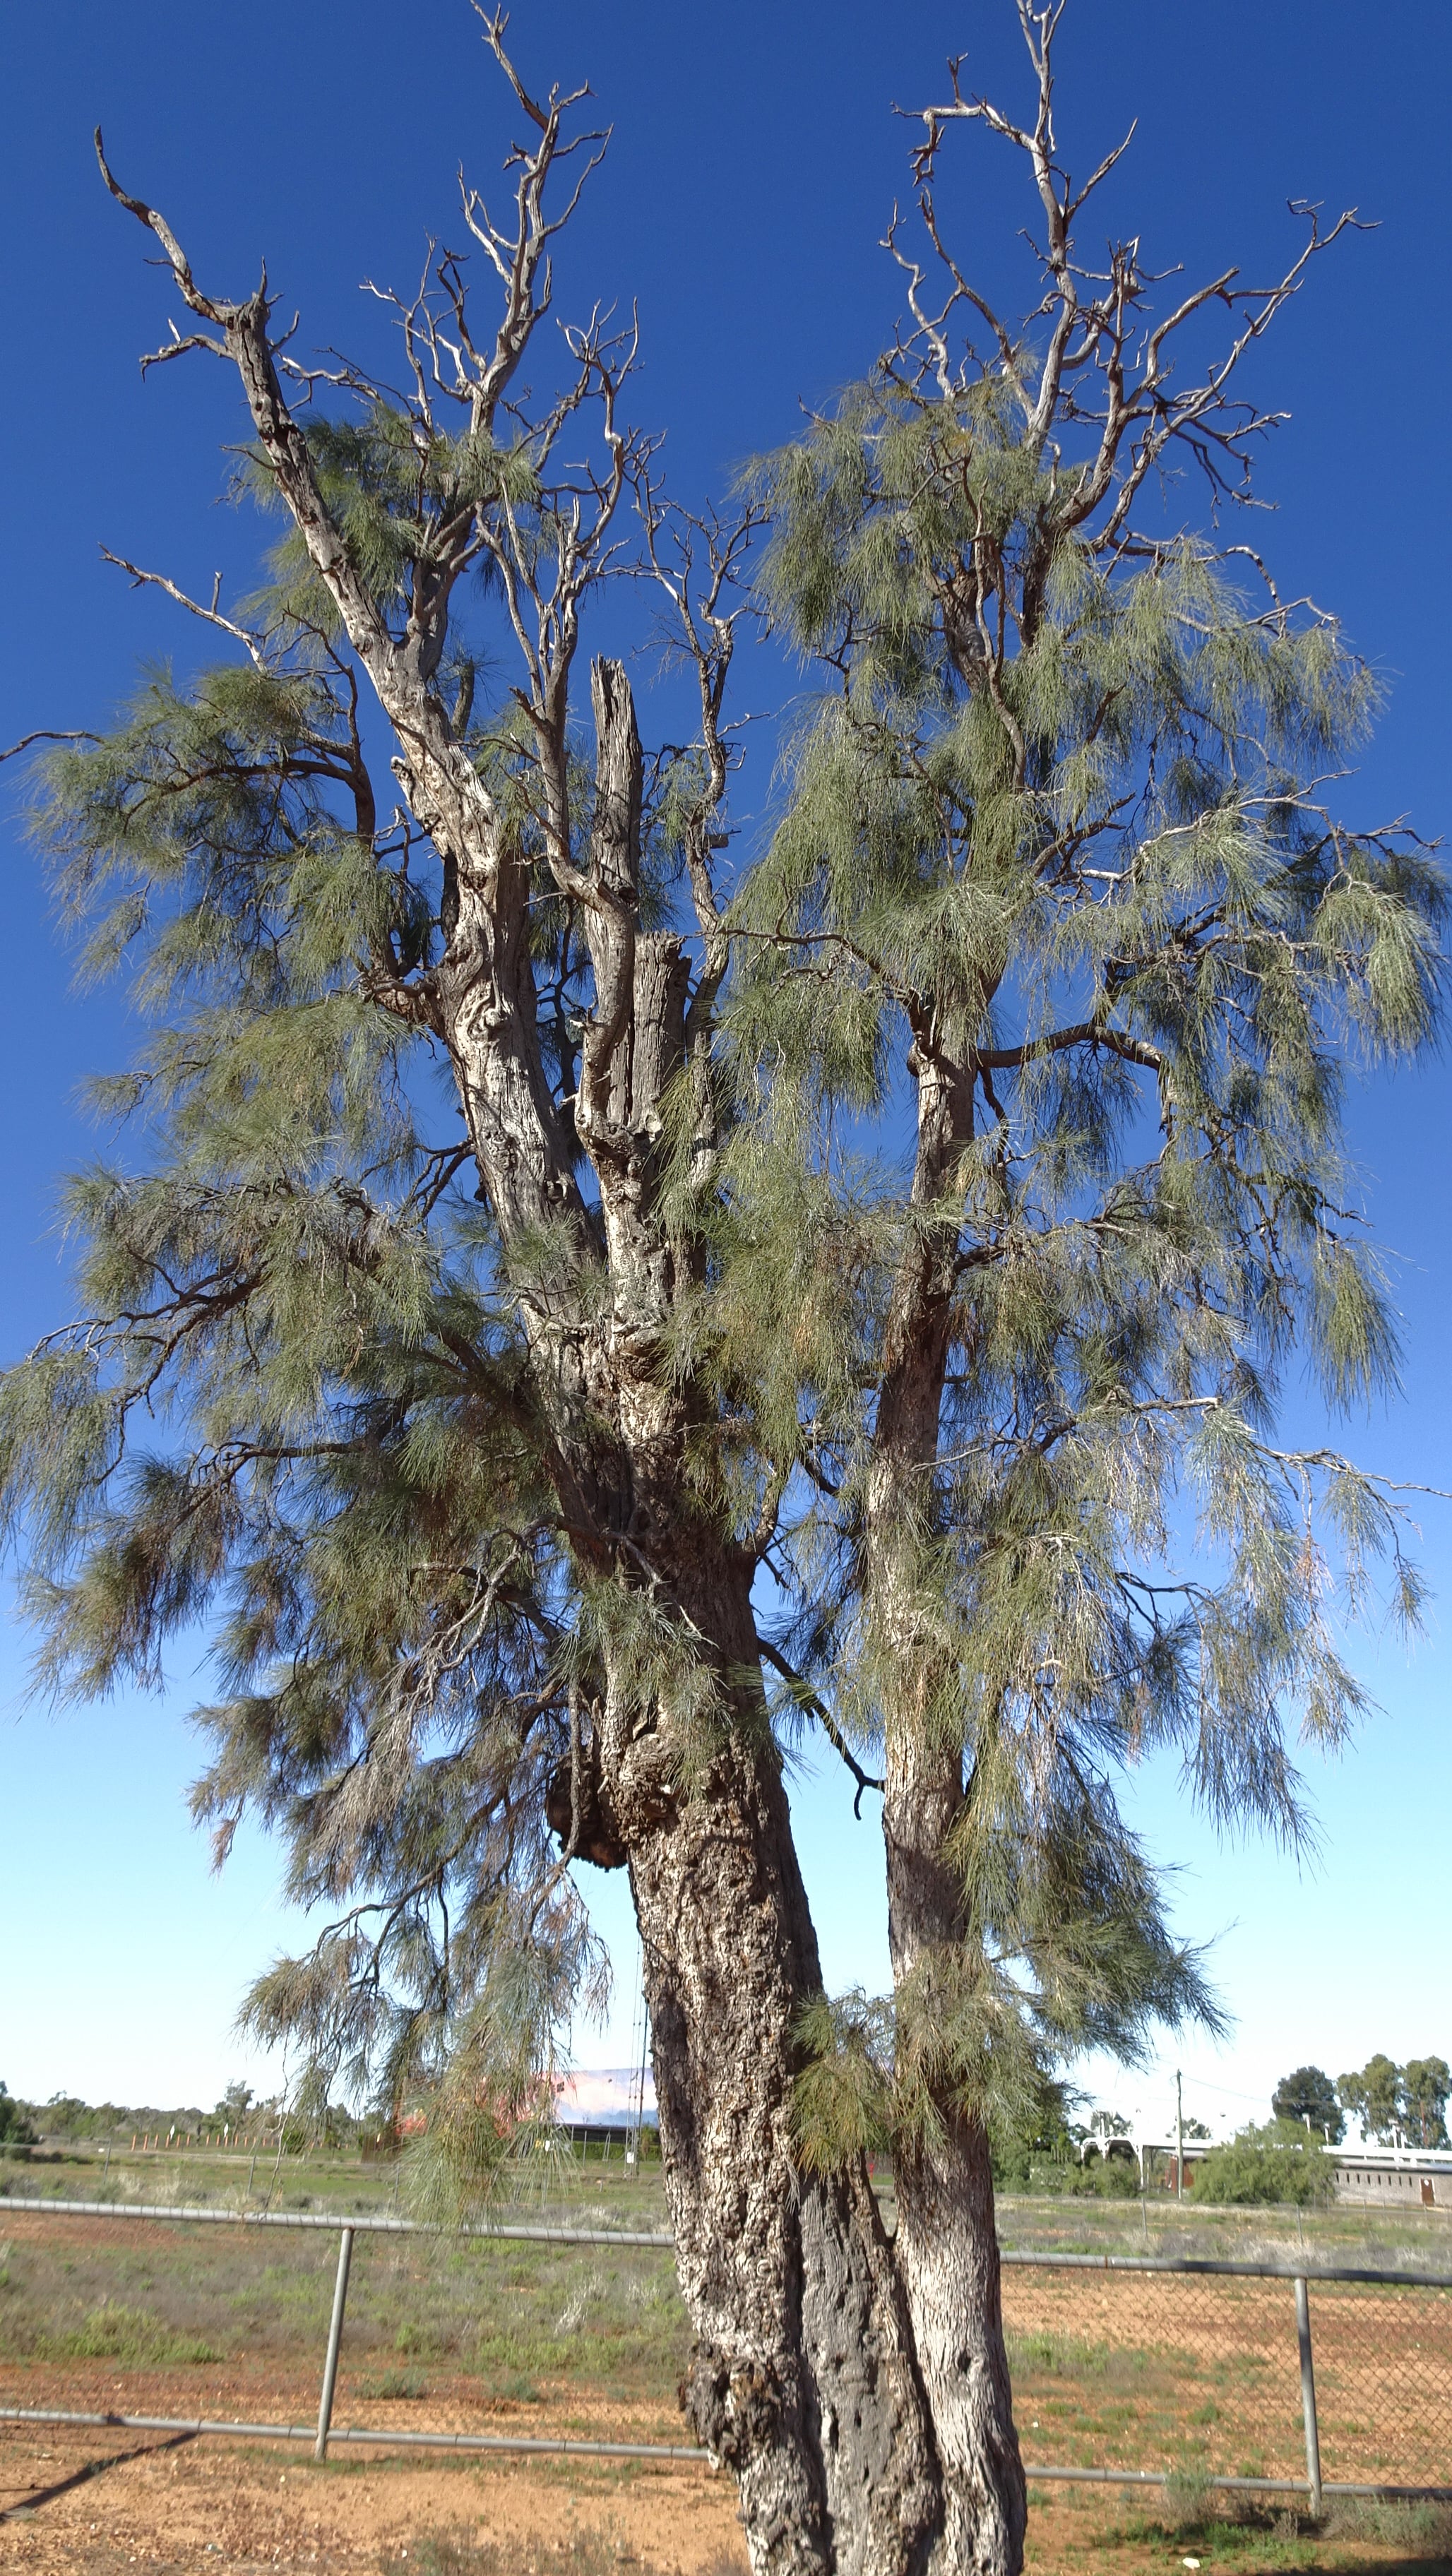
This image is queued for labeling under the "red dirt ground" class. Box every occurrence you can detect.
[5,2418,1451,2576]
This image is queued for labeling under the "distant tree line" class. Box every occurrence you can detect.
[986,2055,1452,2213]
[0,2084,37,2147]
[0,2077,361,2149]
[1273,2058,1451,2149]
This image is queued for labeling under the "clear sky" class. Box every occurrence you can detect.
[1,0,1448,2136]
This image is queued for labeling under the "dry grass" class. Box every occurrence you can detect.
[379,2533,748,2576]
[0,2213,689,2421]
[4,2195,1451,2529]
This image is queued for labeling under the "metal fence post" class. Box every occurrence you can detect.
[314,2226,355,2464]
[1294,2274,1323,2517]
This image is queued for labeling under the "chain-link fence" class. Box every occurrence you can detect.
[1,2199,1448,2500]
[1001,2254,1452,2500]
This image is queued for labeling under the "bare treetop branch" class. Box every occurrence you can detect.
[894,10,1362,545]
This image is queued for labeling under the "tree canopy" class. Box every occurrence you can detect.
[0,7,1442,2569]
[1273,2065,1345,2142]
[1338,2053,1451,2147]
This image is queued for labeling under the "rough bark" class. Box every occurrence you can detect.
[603,1570,943,2576]
[868,1020,1028,2576]
[883,1727,1026,2576]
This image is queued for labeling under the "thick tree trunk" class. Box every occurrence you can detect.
[867,1056,1028,2576]
[885,1741,1026,2576]
[633,1766,942,2576]
[891,2114,1025,2576]
[599,1554,943,2576]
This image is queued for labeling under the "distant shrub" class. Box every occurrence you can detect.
[1191,2120,1333,2207]
[364,2366,428,2401]
[1071,2148,1141,2198]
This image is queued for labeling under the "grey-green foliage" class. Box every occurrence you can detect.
[1,561,619,2121]
[0,59,706,2140]
[1337,2053,1451,2147]
[710,350,1442,2145]
[0,25,1444,2163]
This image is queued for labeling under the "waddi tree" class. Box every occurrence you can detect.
[1,7,1443,2571]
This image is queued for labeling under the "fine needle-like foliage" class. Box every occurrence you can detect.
[0,0,1442,2258]
[7,652,605,2121]
[705,8,1444,2163]
[0,24,742,2159]
[0,0,1431,2174]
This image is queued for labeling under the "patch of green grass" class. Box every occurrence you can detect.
[1007,2328,1155,2387]
[383,2532,618,2575]
[1326,2497,1452,2556]
[1162,2462,1214,2532]
[1102,2491,1452,2568]
[392,2317,458,2360]
[37,2299,220,2365]
[473,2327,575,2376]
[358,2366,429,2399]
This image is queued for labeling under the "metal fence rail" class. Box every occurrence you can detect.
[0,2404,707,2465]
[2,2195,1448,2502]
[0,2195,672,2246]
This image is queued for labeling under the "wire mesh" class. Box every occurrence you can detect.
[0,2203,687,2455]
[1002,2264,1452,2491]
[1004,2268,1304,2483]
[1,2200,1449,2494]
[1302,2279,1452,2489]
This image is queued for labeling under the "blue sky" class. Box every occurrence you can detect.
[1,0,1448,2134]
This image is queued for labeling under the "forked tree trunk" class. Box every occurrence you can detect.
[631,1762,944,2576]
[596,1554,944,2576]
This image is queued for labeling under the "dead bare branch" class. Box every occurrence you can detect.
[99,549,268,668]
[893,9,1362,543]
[0,729,100,765]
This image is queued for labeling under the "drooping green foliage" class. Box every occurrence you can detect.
[702,155,1443,2164]
[0,2085,39,2149]
[0,9,1443,2174]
